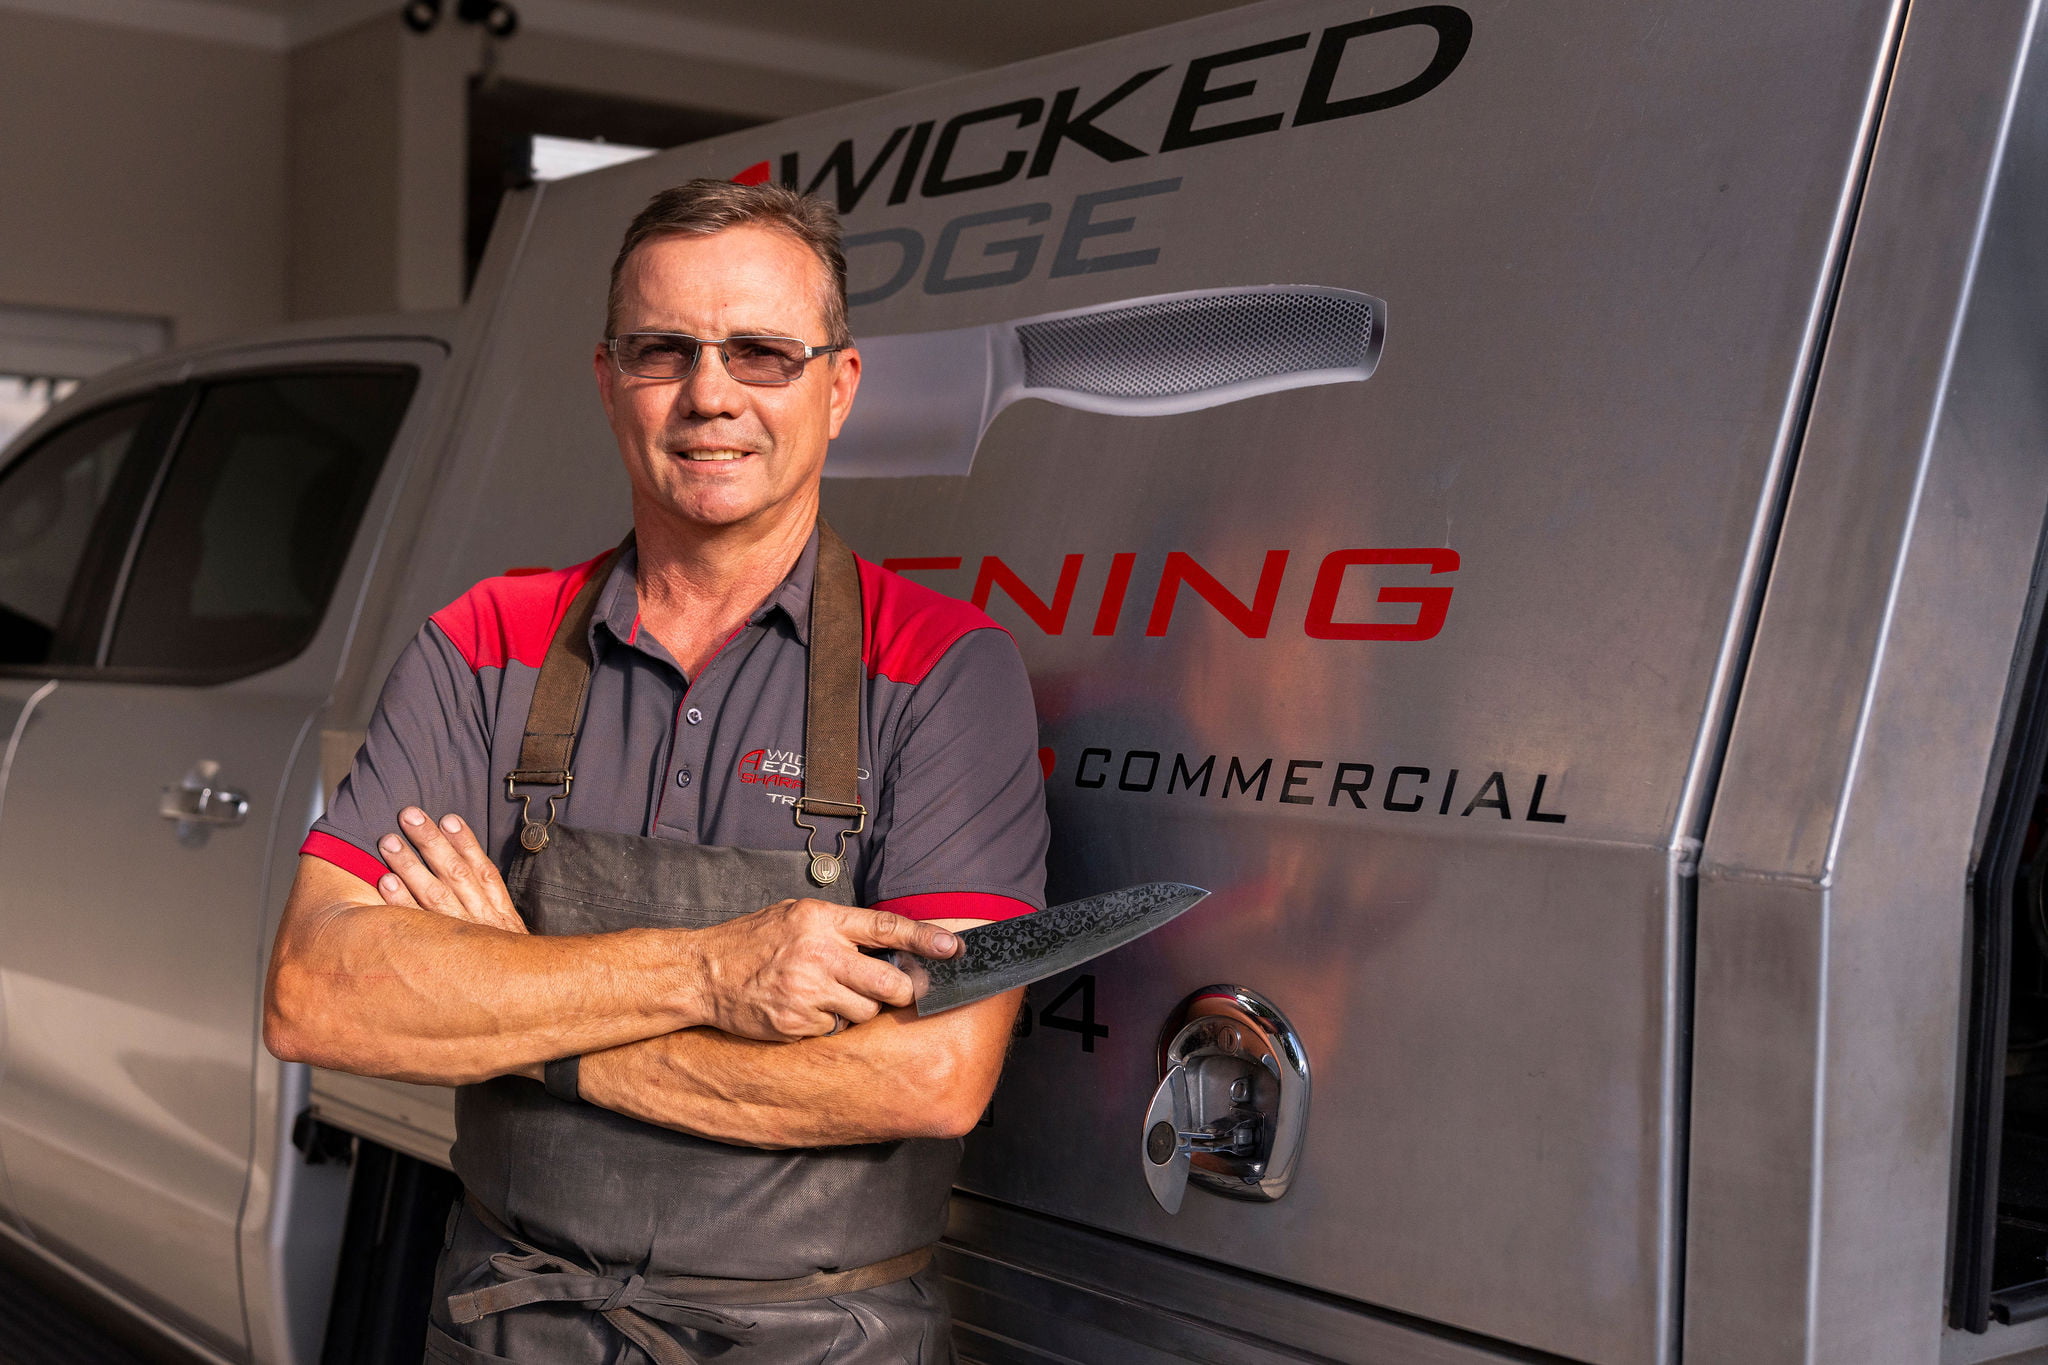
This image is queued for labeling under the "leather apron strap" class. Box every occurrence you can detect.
[504,523,864,878]
[452,1196,933,1365]
[506,534,633,854]
[791,521,865,887]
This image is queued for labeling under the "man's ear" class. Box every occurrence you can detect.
[593,342,617,422]
[825,346,862,441]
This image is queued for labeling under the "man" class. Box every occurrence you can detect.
[264,179,1049,1363]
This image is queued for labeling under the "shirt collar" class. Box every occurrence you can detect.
[757,528,820,645]
[588,527,821,655]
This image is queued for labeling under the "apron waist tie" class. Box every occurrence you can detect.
[449,1195,935,1365]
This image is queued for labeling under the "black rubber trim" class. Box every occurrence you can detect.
[1994,1279,2048,1325]
[1952,504,2048,1331]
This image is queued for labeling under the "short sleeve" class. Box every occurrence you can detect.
[301,621,492,886]
[867,628,1048,922]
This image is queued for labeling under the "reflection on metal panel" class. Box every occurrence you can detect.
[942,1193,1555,1364]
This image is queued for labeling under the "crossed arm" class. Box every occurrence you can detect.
[263,808,1021,1147]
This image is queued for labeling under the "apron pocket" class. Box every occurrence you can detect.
[422,1323,519,1365]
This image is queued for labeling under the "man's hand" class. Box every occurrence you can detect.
[378,811,962,1041]
[375,808,528,934]
[685,900,957,1041]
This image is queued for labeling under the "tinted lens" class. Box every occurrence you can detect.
[615,334,701,378]
[722,336,808,384]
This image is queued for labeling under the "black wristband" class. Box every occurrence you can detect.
[543,1055,582,1104]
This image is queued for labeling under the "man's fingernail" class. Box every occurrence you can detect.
[379,874,401,894]
[401,808,426,826]
[441,814,462,833]
[380,834,403,854]
[932,932,957,954]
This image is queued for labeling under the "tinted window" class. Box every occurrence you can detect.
[108,369,415,676]
[0,398,153,666]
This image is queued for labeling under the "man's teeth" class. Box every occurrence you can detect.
[682,449,750,461]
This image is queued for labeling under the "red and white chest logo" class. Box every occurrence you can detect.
[737,749,869,807]
[738,749,804,787]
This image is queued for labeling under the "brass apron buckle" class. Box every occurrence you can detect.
[792,797,866,887]
[505,770,574,852]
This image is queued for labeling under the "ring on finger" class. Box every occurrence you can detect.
[827,1013,847,1037]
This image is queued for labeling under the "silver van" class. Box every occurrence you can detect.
[3,0,2046,1361]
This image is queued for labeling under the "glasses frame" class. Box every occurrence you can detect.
[605,332,849,386]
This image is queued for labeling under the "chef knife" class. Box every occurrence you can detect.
[880,881,1209,1016]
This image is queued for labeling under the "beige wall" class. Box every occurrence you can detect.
[0,7,288,347]
[0,5,891,340]
[288,15,879,321]
[495,30,879,122]
[287,18,413,319]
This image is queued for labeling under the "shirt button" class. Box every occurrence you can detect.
[686,707,703,725]
[676,769,692,788]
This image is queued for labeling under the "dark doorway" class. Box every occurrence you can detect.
[465,79,764,288]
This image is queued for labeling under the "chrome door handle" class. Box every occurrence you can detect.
[1141,986,1310,1214]
[159,762,249,827]
[1142,1062,1196,1214]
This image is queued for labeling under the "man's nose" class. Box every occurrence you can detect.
[675,343,747,418]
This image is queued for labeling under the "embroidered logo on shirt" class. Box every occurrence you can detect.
[737,749,870,806]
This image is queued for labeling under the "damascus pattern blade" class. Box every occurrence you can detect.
[914,882,1209,1016]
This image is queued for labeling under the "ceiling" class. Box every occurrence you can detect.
[520,0,1249,67]
[208,0,1252,70]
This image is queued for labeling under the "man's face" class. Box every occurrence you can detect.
[594,224,860,536]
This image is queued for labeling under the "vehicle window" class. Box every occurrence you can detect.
[0,397,154,666]
[107,368,416,677]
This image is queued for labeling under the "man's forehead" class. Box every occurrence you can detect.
[617,226,829,331]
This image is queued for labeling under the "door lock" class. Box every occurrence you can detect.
[1142,985,1309,1214]
[159,760,249,846]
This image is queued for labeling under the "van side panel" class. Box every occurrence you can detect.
[392,2,1902,1360]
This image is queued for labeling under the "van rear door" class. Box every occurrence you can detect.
[0,338,442,1357]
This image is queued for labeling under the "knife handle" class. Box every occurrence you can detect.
[857,945,932,1002]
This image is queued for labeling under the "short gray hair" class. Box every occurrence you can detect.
[606,178,850,346]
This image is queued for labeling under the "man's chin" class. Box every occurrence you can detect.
[643,488,804,535]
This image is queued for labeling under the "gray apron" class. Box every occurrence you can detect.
[424,525,962,1365]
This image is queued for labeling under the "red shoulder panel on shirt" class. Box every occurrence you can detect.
[873,891,1038,923]
[299,831,389,887]
[430,552,610,673]
[857,557,1008,685]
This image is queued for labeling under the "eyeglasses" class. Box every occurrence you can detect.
[606,332,848,385]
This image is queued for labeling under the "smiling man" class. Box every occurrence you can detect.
[263,180,1050,1363]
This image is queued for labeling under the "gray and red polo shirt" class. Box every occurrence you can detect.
[302,530,1048,922]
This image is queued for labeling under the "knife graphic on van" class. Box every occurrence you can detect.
[826,284,1384,478]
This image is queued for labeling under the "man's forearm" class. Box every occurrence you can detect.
[267,893,703,1085]
[576,991,1022,1148]
[266,847,956,1086]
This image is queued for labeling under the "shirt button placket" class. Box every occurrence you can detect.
[677,707,703,789]
[658,691,707,838]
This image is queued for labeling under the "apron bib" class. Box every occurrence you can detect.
[424,525,961,1365]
